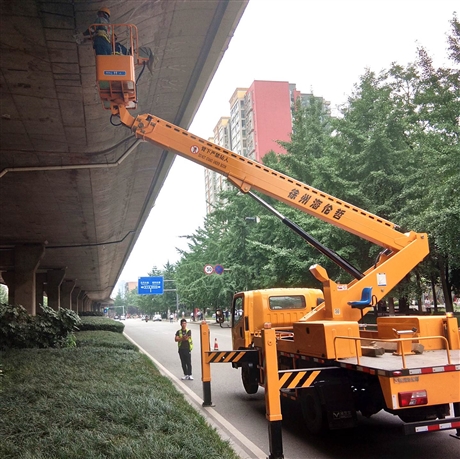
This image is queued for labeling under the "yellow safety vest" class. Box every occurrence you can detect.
[177,329,193,351]
[94,17,110,42]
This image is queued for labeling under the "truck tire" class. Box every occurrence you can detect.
[301,389,326,434]
[242,366,259,394]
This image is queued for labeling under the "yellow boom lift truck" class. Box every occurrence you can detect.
[92,28,460,459]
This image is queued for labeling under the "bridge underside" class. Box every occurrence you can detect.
[0,0,247,312]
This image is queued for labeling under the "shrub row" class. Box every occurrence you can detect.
[78,311,104,317]
[78,316,124,333]
[0,304,80,350]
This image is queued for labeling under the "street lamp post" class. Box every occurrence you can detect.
[164,279,179,316]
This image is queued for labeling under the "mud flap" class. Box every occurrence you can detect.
[316,380,358,430]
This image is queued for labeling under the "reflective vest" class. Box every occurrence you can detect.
[94,17,110,42]
[176,328,193,351]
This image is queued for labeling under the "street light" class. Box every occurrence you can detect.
[164,279,179,315]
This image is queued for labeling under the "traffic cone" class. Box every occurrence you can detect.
[214,337,219,351]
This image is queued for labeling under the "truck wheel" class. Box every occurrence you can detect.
[301,389,326,434]
[242,366,259,394]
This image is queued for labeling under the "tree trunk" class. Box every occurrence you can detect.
[439,256,454,313]
[399,297,410,315]
[430,272,438,313]
[388,297,395,315]
[415,269,423,313]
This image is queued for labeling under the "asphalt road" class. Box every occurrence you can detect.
[122,319,460,459]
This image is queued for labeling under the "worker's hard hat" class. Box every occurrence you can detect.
[98,6,111,17]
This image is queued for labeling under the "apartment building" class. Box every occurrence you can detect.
[205,81,330,214]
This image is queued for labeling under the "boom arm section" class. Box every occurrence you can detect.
[115,106,429,321]
[118,106,420,251]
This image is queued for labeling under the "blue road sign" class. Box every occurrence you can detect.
[138,276,164,295]
[214,264,224,275]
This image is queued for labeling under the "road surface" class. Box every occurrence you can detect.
[122,318,460,459]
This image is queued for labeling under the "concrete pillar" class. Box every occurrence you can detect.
[71,287,82,312]
[14,244,45,315]
[35,273,47,314]
[78,290,85,313]
[2,271,15,305]
[72,287,85,314]
[47,269,66,310]
[78,291,86,313]
[61,280,76,310]
[81,294,87,312]
[84,296,91,312]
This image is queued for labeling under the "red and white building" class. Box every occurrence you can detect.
[205,80,330,214]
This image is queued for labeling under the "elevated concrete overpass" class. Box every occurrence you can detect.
[0,0,248,313]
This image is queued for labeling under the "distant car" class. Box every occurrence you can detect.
[153,314,162,321]
[114,315,119,320]
[120,315,126,320]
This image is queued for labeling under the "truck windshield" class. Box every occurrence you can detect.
[269,295,306,310]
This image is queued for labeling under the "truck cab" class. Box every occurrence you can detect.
[231,288,324,350]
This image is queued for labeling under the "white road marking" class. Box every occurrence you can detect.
[124,332,266,459]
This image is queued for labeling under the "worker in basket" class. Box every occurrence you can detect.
[82,6,112,55]
[114,34,128,55]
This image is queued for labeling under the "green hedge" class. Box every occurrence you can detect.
[78,316,124,333]
[78,311,104,317]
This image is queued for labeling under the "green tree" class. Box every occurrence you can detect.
[0,285,8,304]
[389,15,460,310]
[175,97,336,307]
[174,16,459,311]
[125,288,139,315]
[112,291,126,316]
[135,263,179,318]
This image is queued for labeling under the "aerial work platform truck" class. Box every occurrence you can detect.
[92,40,460,459]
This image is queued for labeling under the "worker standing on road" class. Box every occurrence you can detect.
[175,319,193,380]
[81,6,112,55]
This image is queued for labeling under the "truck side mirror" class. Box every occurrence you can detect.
[215,309,224,324]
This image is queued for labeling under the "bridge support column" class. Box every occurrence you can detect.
[83,296,91,312]
[61,280,76,310]
[72,287,82,312]
[35,273,47,314]
[77,291,85,313]
[4,244,45,315]
[47,269,66,310]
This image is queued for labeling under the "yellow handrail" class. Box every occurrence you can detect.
[332,335,452,368]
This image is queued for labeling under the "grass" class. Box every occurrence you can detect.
[0,329,239,459]
[75,330,138,351]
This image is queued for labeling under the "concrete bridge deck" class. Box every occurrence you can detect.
[0,0,247,312]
